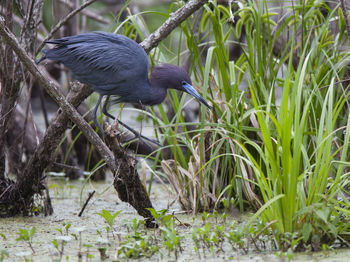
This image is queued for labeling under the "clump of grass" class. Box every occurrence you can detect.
[232,0,350,250]
[136,0,350,251]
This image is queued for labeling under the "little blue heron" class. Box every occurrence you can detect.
[38,31,210,145]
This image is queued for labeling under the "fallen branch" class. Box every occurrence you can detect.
[78,190,96,217]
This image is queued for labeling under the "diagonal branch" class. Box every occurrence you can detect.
[140,0,208,53]
[0,16,118,172]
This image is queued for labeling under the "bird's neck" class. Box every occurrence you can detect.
[147,82,167,105]
[128,80,167,106]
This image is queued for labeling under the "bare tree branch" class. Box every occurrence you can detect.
[36,0,98,54]
[0,16,118,172]
[58,0,109,25]
[140,0,209,53]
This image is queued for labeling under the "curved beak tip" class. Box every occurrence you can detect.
[183,83,211,110]
[199,97,212,109]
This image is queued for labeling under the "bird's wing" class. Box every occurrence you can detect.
[43,32,149,94]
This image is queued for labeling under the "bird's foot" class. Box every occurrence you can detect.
[105,121,161,148]
[113,119,162,147]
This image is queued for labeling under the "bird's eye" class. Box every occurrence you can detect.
[181,81,186,86]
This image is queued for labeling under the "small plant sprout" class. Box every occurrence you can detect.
[63,223,71,235]
[116,234,159,259]
[161,226,182,259]
[52,236,72,261]
[0,249,9,262]
[96,210,121,238]
[212,224,225,252]
[83,244,94,260]
[56,223,71,236]
[95,238,110,260]
[225,222,247,254]
[131,218,143,233]
[146,208,172,226]
[192,228,201,258]
[191,222,225,256]
[201,211,211,224]
[71,226,87,259]
[191,223,212,257]
[16,227,36,253]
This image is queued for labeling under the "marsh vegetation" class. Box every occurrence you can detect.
[1,0,350,260]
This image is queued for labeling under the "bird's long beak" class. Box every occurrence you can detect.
[183,83,211,109]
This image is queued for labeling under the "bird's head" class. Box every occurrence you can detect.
[151,64,211,109]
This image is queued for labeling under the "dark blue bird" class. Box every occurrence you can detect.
[38,31,210,144]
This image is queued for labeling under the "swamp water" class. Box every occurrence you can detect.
[0,177,349,261]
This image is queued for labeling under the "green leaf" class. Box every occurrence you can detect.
[315,208,330,224]
[301,223,313,242]
[96,210,121,228]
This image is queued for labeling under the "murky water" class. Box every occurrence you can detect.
[0,178,349,261]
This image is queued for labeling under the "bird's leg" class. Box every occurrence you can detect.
[102,96,161,147]
[101,95,115,120]
[92,95,105,134]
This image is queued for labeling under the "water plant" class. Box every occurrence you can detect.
[55,223,71,236]
[0,250,9,262]
[96,209,121,239]
[161,225,183,259]
[146,208,172,226]
[192,221,226,256]
[52,236,71,262]
[225,222,247,254]
[116,235,159,259]
[116,217,159,259]
[15,227,36,254]
[95,238,110,260]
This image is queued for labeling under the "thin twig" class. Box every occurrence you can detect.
[78,190,95,217]
[58,0,109,25]
[36,0,98,54]
[340,0,350,40]
[0,11,45,41]
[52,162,83,172]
